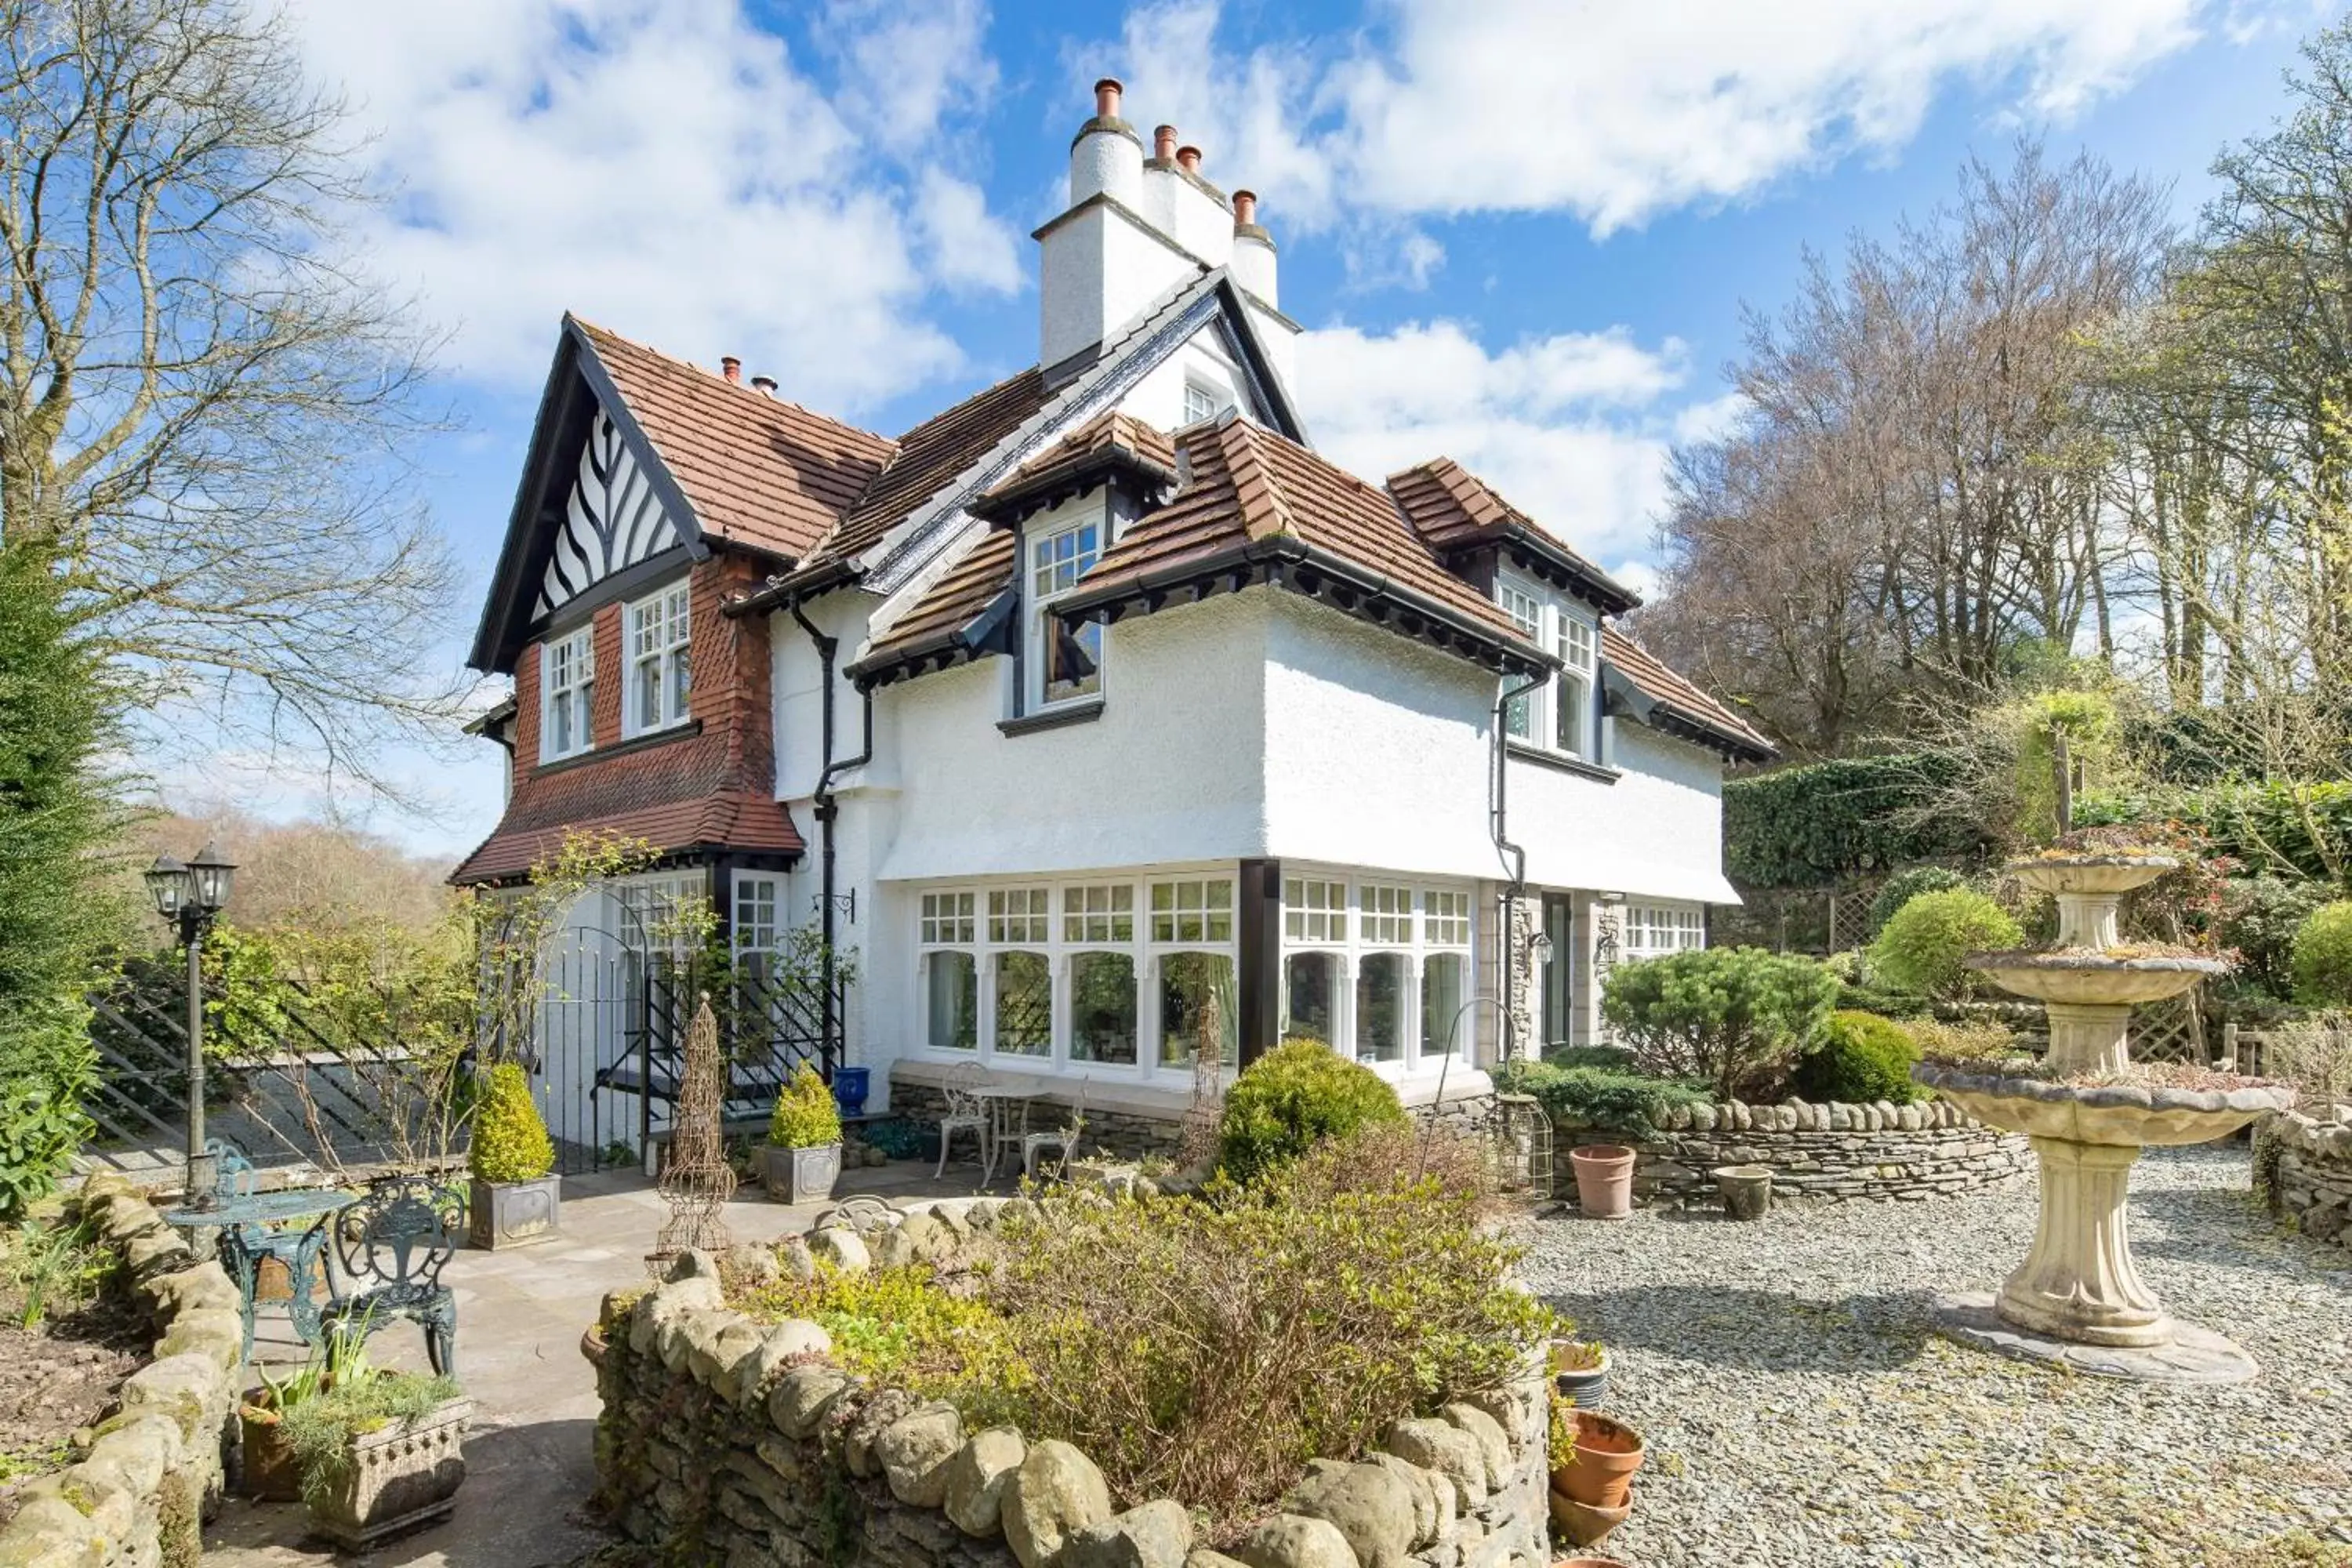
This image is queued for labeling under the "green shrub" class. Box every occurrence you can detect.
[1492,1056,1708,1139]
[1905,1015,2027,1065]
[1867,889,2023,1000]
[468,1062,554,1184]
[767,1062,842,1149]
[1218,1040,1406,1182]
[1792,1011,1922,1104]
[1833,982,1932,1018]
[279,1367,463,1510]
[2220,878,2331,999]
[984,1127,1554,1520]
[1867,867,1967,938]
[1599,947,1838,1100]
[1723,753,1991,888]
[2291,902,2352,1006]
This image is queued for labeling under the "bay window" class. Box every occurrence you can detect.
[540,626,594,760]
[920,892,978,1051]
[626,582,691,735]
[1279,873,1480,1073]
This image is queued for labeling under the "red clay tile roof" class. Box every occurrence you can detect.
[452,791,803,884]
[852,528,1018,678]
[974,410,1178,519]
[808,367,1051,567]
[1385,456,1639,611]
[572,318,895,561]
[1602,628,1775,758]
[1076,417,1535,648]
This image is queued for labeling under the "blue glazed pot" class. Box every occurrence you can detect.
[831,1066,871,1118]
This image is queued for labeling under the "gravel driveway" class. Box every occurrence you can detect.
[1515,1143,2351,1567]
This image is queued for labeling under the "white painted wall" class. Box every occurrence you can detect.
[1510,725,1737,904]
[1039,202,1200,368]
[771,591,873,801]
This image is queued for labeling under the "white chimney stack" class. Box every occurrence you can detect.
[1068,78,1142,208]
[1230,190,1277,308]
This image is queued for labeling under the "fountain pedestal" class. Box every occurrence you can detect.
[1913,855,2290,1385]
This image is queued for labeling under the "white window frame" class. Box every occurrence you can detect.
[1496,575,1604,764]
[1025,510,1104,712]
[1496,577,1545,742]
[1181,378,1225,427]
[907,870,1237,1077]
[624,580,692,737]
[1624,903,1706,959]
[1555,612,1597,758]
[539,625,595,761]
[1276,869,1482,1077]
[731,875,779,955]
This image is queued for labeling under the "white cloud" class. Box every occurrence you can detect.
[285,0,1020,410]
[1107,0,2263,238]
[1296,321,1693,564]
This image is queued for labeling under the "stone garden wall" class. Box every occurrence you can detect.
[1553,1097,2032,1208]
[595,1203,1552,1568]
[0,1174,245,1568]
[2263,1107,2352,1250]
[884,1075,1499,1167]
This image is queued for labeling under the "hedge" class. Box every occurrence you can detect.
[1724,754,1992,888]
[2074,780,2352,883]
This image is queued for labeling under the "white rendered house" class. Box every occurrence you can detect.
[456,81,1772,1160]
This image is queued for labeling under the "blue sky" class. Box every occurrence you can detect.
[221,0,2335,858]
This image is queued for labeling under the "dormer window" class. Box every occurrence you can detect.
[540,626,594,760]
[626,581,691,735]
[1556,613,1596,757]
[1497,579,1542,740]
[1029,517,1102,709]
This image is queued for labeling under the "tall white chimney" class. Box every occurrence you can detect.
[1037,81,1208,368]
[1230,190,1277,308]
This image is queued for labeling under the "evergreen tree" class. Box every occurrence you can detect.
[0,543,125,1214]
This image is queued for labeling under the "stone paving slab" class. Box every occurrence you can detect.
[201,1158,997,1565]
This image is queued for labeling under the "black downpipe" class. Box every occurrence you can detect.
[1490,670,1548,1065]
[789,601,876,1073]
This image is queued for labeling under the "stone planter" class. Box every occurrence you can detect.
[303,1395,473,1551]
[1711,1163,1773,1220]
[764,1142,842,1206]
[469,1174,561,1249]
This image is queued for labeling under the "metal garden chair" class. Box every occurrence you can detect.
[933,1063,993,1180]
[1020,1078,1090,1181]
[290,1174,463,1377]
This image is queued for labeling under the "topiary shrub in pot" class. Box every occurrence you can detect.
[764,1062,844,1204]
[1217,1038,1406,1182]
[1792,1009,1924,1105]
[1867,888,2023,1001]
[467,1062,559,1249]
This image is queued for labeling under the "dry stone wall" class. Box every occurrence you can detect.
[0,1174,245,1568]
[1554,1096,2031,1208]
[594,1204,1551,1568]
[2263,1107,2352,1249]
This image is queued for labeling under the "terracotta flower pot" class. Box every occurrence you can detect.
[1548,1487,1631,1548]
[579,1326,607,1369]
[1569,1145,1637,1220]
[1557,1410,1646,1509]
[238,1399,302,1501]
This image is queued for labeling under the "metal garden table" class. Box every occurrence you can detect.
[164,1186,355,1364]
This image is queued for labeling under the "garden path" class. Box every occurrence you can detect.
[1520,1142,2352,1566]
[199,1158,999,1566]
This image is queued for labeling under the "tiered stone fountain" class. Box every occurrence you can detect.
[1913,853,2293,1383]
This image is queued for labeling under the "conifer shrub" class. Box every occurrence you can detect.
[2292,902,2352,1007]
[1792,1010,1924,1104]
[1217,1039,1406,1181]
[468,1062,554,1184]
[1867,888,2023,1000]
[1599,947,1838,1100]
[767,1062,842,1149]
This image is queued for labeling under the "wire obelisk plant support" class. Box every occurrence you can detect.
[648,994,735,1278]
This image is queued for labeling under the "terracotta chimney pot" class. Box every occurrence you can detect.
[1232,191,1257,226]
[1094,78,1123,118]
[1176,144,1202,174]
[1154,125,1178,161]
[720,355,742,384]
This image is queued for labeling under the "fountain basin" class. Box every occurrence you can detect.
[2008,855,2176,897]
[1962,952,2225,1008]
[1915,1065,2292,1147]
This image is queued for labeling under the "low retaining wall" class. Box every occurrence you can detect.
[2263,1108,2352,1249]
[596,1207,1549,1568]
[1555,1096,2032,1208]
[886,1073,1499,1166]
[0,1175,245,1568]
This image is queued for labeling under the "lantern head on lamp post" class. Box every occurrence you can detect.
[148,841,235,1205]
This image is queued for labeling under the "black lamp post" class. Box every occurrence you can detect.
[144,840,237,1207]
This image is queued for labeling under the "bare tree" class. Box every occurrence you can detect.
[0,0,462,793]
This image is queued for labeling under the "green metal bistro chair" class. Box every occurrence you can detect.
[289,1174,463,1377]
